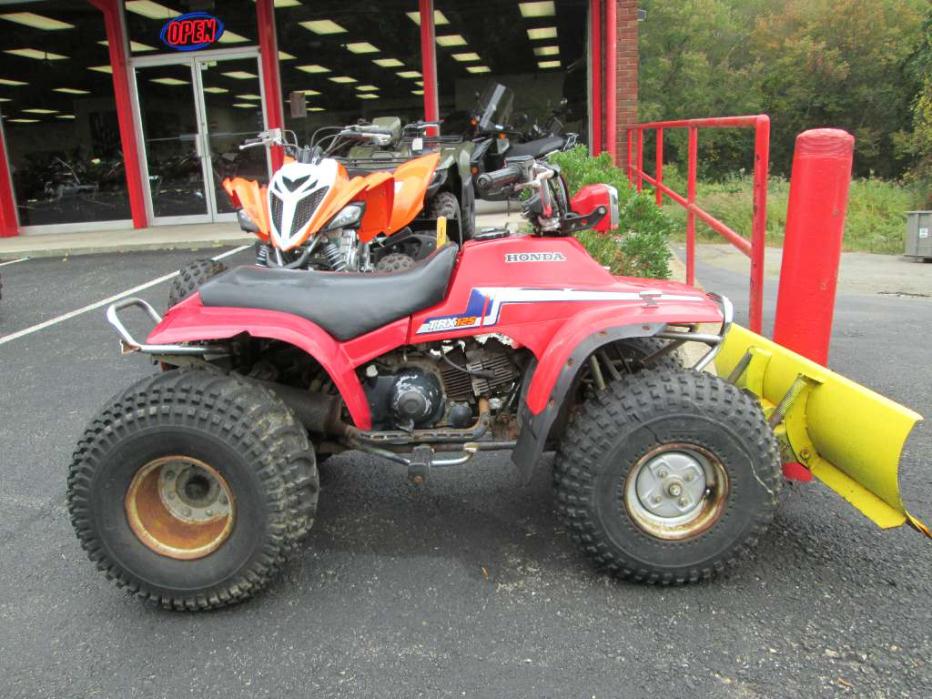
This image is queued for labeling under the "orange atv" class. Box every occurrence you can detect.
[167,127,452,307]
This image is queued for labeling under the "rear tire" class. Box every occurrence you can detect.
[167,259,227,309]
[375,252,416,273]
[67,369,319,610]
[430,190,475,242]
[554,369,780,584]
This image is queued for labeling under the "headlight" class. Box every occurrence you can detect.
[324,203,364,231]
[236,208,259,233]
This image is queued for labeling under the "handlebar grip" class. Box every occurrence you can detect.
[476,164,525,194]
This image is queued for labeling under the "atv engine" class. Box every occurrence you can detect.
[362,338,522,431]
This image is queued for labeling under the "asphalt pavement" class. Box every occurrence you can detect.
[0,246,929,698]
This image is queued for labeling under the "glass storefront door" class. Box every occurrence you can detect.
[133,51,268,224]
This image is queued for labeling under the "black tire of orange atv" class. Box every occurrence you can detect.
[376,252,416,273]
[429,190,474,241]
[553,369,781,585]
[67,369,319,611]
[167,259,227,309]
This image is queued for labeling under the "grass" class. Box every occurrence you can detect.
[655,171,925,254]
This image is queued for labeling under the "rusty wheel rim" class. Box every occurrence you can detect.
[125,456,235,560]
[623,444,729,541]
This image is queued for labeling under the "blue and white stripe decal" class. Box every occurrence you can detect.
[416,287,703,334]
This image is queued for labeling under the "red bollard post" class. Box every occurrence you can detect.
[773,129,855,365]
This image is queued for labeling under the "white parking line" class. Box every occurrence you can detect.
[0,257,29,267]
[0,245,250,347]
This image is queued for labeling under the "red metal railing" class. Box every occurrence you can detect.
[626,115,770,332]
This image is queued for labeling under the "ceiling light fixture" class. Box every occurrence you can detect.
[300,19,347,35]
[328,75,357,83]
[237,94,262,100]
[7,118,39,123]
[279,51,296,61]
[373,58,404,68]
[436,34,467,47]
[222,71,258,80]
[356,94,379,100]
[527,26,557,40]
[466,65,491,74]
[452,52,480,62]
[23,108,58,114]
[355,85,379,92]
[218,31,249,44]
[396,70,421,79]
[533,45,559,56]
[150,77,188,85]
[5,48,68,61]
[87,66,113,74]
[296,64,330,74]
[537,60,561,69]
[54,88,91,95]
[56,114,76,120]
[203,87,228,93]
[518,2,556,18]
[0,78,26,86]
[233,103,256,109]
[405,10,449,26]
[0,12,74,30]
[345,42,379,54]
[124,1,180,20]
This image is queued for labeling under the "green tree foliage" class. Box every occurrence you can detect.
[638,0,929,179]
[551,147,673,279]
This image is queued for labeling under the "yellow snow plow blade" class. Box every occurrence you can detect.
[716,324,928,536]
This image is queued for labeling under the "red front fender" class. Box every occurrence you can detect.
[146,295,408,430]
[524,291,724,414]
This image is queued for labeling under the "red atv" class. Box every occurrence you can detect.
[69,156,781,610]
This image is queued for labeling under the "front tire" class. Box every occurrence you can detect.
[167,258,227,309]
[67,370,319,610]
[554,370,780,584]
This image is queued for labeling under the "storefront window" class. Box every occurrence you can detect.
[434,0,588,143]
[0,1,130,227]
[274,1,425,144]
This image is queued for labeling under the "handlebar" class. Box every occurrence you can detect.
[476,162,528,195]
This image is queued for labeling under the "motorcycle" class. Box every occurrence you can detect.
[456,82,578,201]
[77,153,927,611]
[167,126,453,307]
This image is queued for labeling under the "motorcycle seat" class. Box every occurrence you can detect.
[198,245,459,341]
[507,135,566,159]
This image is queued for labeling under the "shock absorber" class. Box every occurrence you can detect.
[320,239,346,271]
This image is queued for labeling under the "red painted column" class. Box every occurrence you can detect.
[256,0,285,171]
[773,129,855,365]
[588,0,602,155]
[419,0,439,132]
[90,0,147,228]
[604,0,617,162]
[0,124,18,236]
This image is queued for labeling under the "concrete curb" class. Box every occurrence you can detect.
[0,236,254,260]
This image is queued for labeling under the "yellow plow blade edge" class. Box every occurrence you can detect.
[716,324,928,536]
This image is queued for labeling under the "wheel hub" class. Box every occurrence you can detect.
[125,456,235,560]
[623,445,728,540]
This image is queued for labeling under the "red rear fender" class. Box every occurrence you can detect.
[146,295,390,429]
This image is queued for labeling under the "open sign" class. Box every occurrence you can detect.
[160,12,225,52]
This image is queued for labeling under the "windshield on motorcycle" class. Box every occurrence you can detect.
[476,83,514,132]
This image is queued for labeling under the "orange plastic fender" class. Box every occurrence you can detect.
[222,177,271,241]
[388,152,441,232]
[358,173,395,243]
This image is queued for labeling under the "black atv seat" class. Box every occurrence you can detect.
[507,135,566,159]
[198,245,458,341]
